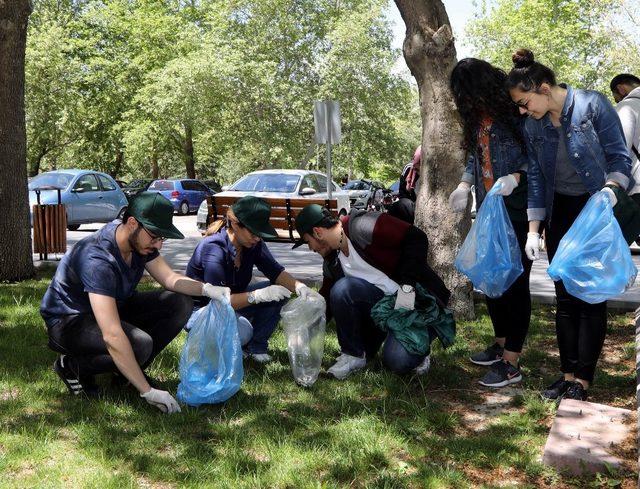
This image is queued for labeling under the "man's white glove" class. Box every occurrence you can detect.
[202,283,231,302]
[250,285,291,304]
[141,388,181,414]
[448,182,471,213]
[601,187,617,207]
[295,282,320,300]
[394,286,416,311]
[525,232,541,261]
[494,174,518,196]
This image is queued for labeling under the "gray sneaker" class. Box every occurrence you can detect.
[478,360,522,388]
[470,342,504,366]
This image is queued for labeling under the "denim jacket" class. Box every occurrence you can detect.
[523,85,632,222]
[461,118,528,210]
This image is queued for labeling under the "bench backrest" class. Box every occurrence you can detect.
[206,195,339,241]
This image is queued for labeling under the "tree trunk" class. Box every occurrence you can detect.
[183,123,196,179]
[394,0,473,318]
[111,149,123,178]
[0,0,34,281]
[150,150,159,179]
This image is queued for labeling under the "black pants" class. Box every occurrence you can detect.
[546,193,607,384]
[388,198,415,224]
[48,290,193,378]
[485,218,533,353]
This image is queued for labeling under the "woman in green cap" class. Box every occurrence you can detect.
[186,196,318,363]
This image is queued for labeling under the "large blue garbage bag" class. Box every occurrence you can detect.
[547,191,637,304]
[177,299,244,406]
[454,182,523,298]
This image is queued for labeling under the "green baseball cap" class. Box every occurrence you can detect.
[127,192,184,239]
[231,196,278,238]
[292,204,326,249]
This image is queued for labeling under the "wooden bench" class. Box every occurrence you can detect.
[205,195,340,242]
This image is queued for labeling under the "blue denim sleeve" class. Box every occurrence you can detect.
[523,125,546,221]
[200,242,229,286]
[255,242,285,283]
[593,92,632,189]
[461,153,474,184]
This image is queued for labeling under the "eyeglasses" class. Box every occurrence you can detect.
[140,224,167,243]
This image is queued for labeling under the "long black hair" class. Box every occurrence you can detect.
[505,48,556,92]
[450,58,523,151]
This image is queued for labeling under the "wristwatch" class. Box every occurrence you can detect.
[247,291,256,304]
[401,285,415,294]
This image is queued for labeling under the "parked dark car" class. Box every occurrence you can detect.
[115,179,128,188]
[148,178,214,215]
[122,179,153,200]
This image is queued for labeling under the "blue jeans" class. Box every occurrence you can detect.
[237,281,287,354]
[330,277,425,374]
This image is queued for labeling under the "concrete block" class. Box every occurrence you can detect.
[543,398,633,476]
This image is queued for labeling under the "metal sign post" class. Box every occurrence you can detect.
[313,100,341,198]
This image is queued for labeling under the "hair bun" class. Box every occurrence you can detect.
[512,49,534,68]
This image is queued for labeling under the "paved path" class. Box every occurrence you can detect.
[34,215,640,311]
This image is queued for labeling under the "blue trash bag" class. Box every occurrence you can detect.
[547,191,637,304]
[454,181,523,298]
[177,299,244,406]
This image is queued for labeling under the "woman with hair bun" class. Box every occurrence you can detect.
[506,48,633,401]
[448,58,532,389]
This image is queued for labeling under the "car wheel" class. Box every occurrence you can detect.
[179,201,189,215]
[67,224,80,231]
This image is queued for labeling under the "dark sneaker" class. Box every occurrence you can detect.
[470,342,504,366]
[564,381,588,401]
[53,355,100,397]
[541,376,572,400]
[478,360,522,387]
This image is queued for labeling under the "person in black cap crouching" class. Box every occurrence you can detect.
[186,196,320,363]
[41,192,231,413]
[293,204,451,380]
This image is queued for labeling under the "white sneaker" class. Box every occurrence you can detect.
[327,353,366,380]
[414,355,431,375]
[249,353,272,363]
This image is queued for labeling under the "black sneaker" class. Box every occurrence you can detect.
[478,360,522,387]
[541,376,572,400]
[470,342,504,366]
[53,355,100,397]
[564,381,588,401]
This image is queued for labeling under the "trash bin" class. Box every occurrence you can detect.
[32,189,67,259]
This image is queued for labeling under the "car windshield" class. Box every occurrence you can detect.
[232,174,300,193]
[148,180,174,191]
[344,180,369,191]
[28,173,74,190]
[127,179,149,188]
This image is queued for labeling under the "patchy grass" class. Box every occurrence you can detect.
[0,274,636,488]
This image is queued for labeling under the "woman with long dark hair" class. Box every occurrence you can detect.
[506,49,632,400]
[449,58,532,388]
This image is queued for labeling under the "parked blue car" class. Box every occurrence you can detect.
[28,169,128,231]
[147,179,214,215]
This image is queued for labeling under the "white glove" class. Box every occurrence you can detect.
[525,232,541,261]
[394,286,416,310]
[250,285,291,304]
[448,182,471,213]
[601,187,617,207]
[202,283,231,302]
[295,282,319,300]
[140,388,181,414]
[494,174,518,196]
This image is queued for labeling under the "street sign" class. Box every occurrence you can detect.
[313,101,342,145]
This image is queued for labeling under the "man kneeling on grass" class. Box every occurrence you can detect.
[293,204,451,379]
[40,192,230,413]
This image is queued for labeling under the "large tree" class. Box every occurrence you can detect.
[394,1,473,317]
[0,0,34,281]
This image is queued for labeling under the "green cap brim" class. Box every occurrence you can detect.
[245,221,278,239]
[138,218,184,239]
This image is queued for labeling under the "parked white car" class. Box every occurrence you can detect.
[196,169,351,233]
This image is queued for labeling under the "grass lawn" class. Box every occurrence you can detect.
[0,273,636,488]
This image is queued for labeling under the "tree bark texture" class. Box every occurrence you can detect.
[183,123,196,179]
[151,150,159,179]
[0,0,34,281]
[394,0,473,318]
